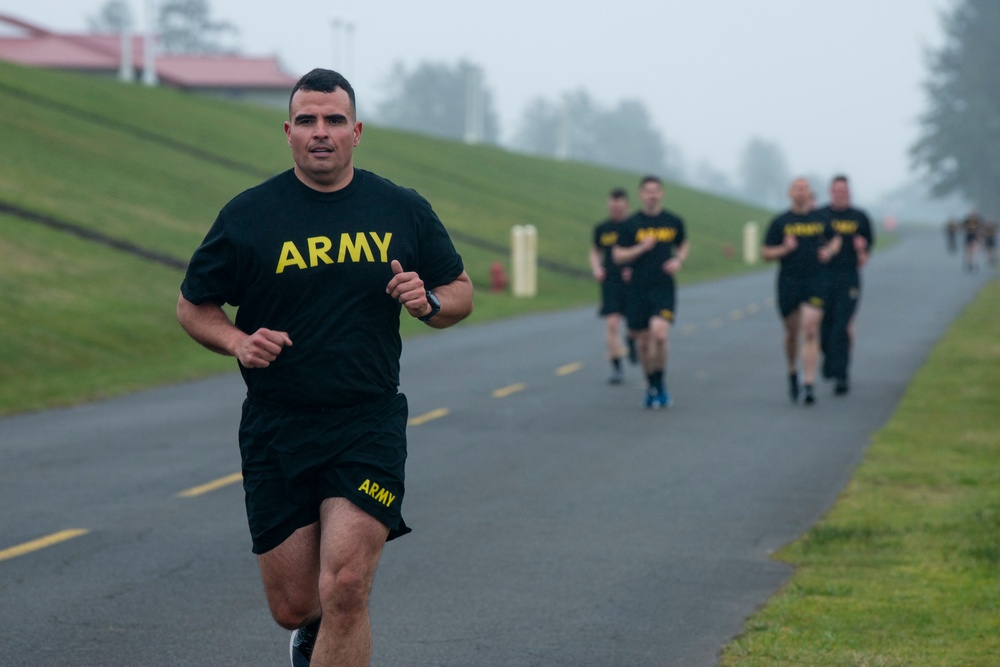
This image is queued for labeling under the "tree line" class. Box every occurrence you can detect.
[87,0,999,217]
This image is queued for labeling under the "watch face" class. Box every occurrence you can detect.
[420,290,441,321]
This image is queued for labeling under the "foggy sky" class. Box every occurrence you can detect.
[1,0,954,203]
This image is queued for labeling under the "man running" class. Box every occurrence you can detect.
[762,178,840,405]
[613,176,688,409]
[589,187,633,384]
[177,68,473,667]
[816,175,874,395]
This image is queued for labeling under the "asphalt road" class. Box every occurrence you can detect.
[0,228,992,667]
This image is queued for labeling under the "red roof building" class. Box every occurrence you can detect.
[0,12,299,106]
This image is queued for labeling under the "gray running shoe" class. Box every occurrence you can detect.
[289,619,320,667]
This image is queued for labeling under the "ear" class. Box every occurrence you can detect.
[354,121,363,147]
[284,120,292,146]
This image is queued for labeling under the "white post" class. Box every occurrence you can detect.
[142,0,157,86]
[464,67,482,145]
[118,25,133,83]
[511,225,538,298]
[743,221,759,265]
[524,225,537,296]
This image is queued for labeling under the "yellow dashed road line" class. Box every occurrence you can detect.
[409,407,450,426]
[0,529,90,562]
[177,472,243,498]
[556,362,583,376]
[492,383,526,398]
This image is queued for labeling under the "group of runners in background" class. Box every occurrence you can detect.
[944,211,998,272]
[591,174,873,408]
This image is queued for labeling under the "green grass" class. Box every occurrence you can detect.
[719,277,1000,667]
[0,60,772,415]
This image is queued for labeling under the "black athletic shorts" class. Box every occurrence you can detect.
[238,392,411,554]
[776,272,828,318]
[599,276,628,316]
[626,280,676,331]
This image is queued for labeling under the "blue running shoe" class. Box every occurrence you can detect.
[644,388,660,409]
[657,387,672,408]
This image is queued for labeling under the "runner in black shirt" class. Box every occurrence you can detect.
[816,175,874,395]
[589,187,632,384]
[762,178,840,405]
[177,69,473,667]
[613,176,689,409]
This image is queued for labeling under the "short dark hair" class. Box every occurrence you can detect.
[289,68,357,118]
[639,175,662,188]
[609,187,628,199]
[831,174,849,185]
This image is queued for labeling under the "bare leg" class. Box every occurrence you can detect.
[800,304,823,385]
[782,310,801,375]
[312,498,389,667]
[604,313,623,360]
[636,329,652,373]
[257,522,322,631]
[646,316,670,375]
[256,497,389,667]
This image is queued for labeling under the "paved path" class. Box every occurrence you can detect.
[0,228,992,666]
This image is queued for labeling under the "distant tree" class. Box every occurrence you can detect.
[911,0,1000,216]
[374,60,501,144]
[87,0,134,32]
[603,99,669,175]
[691,161,738,198]
[513,98,561,157]
[513,90,681,179]
[157,0,238,54]
[739,137,789,208]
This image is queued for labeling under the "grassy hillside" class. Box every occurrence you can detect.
[0,60,771,415]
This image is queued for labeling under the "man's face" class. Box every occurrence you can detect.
[639,181,664,213]
[830,180,851,209]
[607,196,629,221]
[284,87,362,191]
[788,179,812,209]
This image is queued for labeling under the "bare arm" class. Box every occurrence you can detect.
[818,234,843,263]
[588,246,605,281]
[761,235,797,262]
[176,293,292,368]
[385,260,474,330]
[664,241,690,275]
[612,236,655,265]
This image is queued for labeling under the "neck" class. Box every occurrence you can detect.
[294,164,355,193]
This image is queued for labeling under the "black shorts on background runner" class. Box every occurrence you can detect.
[777,272,828,318]
[627,281,676,331]
[599,276,628,316]
[238,392,411,554]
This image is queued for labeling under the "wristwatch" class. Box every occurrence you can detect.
[418,290,441,322]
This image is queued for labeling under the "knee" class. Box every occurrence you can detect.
[650,320,669,342]
[318,565,371,618]
[267,594,320,631]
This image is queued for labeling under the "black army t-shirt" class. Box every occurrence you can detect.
[181,168,465,409]
[592,218,626,281]
[815,205,875,273]
[763,210,835,278]
[616,210,686,286]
